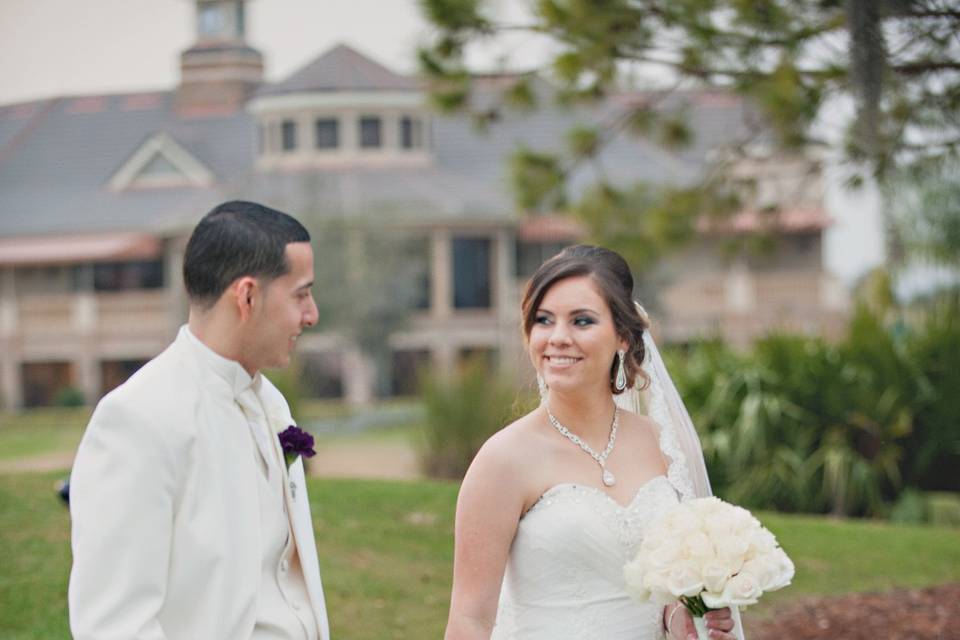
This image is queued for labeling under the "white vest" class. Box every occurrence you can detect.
[230,359,320,639]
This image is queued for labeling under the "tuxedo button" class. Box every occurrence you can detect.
[280,560,289,572]
[293,602,301,611]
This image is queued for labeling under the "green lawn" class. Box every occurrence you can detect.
[0,409,90,461]
[1,471,958,639]
[0,404,421,465]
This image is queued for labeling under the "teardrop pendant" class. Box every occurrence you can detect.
[602,469,616,487]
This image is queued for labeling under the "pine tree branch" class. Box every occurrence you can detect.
[889,10,960,20]
[892,60,960,75]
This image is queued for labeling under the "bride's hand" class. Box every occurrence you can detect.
[666,604,736,640]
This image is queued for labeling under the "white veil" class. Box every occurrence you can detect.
[615,304,745,639]
[613,320,711,501]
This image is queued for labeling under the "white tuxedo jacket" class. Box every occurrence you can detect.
[69,328,330,639]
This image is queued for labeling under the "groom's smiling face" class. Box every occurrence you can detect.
[243,242,318,372]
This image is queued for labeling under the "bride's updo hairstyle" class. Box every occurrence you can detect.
[521,244,651,394]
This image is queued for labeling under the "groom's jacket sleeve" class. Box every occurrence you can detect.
[68,392,179,640]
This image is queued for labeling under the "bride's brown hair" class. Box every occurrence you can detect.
[521,245,650,394]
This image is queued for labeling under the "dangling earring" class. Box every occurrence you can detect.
[614,349,628,392]
[537,372,548,400]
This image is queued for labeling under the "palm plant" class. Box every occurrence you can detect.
[675,307,921,517]
[902,294,960,491]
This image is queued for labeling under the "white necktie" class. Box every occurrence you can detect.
[236,389,279,485]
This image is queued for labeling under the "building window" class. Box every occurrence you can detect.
[359,116,382,149]
[235,2,245,37]
[198,1,243,39]
[15,265,73,295]
[281,120,297,152]
[315,118,339,149]
[400,116,423,150]
[101,360,147,397]
[92,261,164,292]
[22,362,76,408]
[516,240,570,277]
[198,3,226,37]
[402,236,431,310]
[453,237,492,309]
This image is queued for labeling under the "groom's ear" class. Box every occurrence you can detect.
[232,276,259,321]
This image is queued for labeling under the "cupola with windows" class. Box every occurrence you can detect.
[248,44,431,168]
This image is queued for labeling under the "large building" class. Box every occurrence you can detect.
[0,0,847,409]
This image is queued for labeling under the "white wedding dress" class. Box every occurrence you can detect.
[490,475,678,640]
[490,329,745,640]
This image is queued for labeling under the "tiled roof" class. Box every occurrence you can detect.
[256,43,419,96]
[0,92,252,237]
[0,45,759,240]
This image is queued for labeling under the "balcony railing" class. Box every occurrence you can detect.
[17,295,74,336]
[12,290,173,339]
[96,291,170,334]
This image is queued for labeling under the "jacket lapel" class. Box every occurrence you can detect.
[265,412,330,639]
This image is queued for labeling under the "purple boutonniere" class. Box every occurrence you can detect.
[278,425,316,468]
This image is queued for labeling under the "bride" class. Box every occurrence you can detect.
[444,245,744,640]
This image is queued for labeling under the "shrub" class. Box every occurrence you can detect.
[671,302,960,518]
[417,359,522,479]
[54,387,85,408]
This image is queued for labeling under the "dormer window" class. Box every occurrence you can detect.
[359,116,382,149]
[281,120,297,152]
[108,132,214,190]
[315,118,339,149]
[400,116,424,150]
[197,1,245,40]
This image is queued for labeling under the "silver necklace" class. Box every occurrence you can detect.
[546,405,620,487]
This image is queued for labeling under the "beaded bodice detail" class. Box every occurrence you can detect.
[491,475,679,640]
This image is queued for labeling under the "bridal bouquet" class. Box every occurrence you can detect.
[624,497,794,639]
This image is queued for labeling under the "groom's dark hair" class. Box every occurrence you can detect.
[183,200,310,308]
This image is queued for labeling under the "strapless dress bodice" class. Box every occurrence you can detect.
[491,475,679,640]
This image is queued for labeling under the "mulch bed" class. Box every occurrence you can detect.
[746,583,959,639]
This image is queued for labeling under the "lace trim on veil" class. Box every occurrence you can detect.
[613,332,695,503]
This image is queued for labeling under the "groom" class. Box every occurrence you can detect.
[69,201,329,639]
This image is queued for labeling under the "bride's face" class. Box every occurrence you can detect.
[529,275,626,396]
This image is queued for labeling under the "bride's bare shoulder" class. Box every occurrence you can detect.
[469,409,546,473]
[618,409,662,440]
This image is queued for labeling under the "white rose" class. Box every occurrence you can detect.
[643,569,675,605]
[666,561,705,598]
[683,531,715,560]
[705,515,735,539]
[729,505,757,527]
[748,527,778,554]
[701,560,731,594]
[740,557,778,591]
[765,547,795,591]
[714,533,749,566]
[702,571,761,608]
[665,507,703,536]
[649,538,684,568]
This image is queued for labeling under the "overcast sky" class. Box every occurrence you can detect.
[0,0,884,284]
